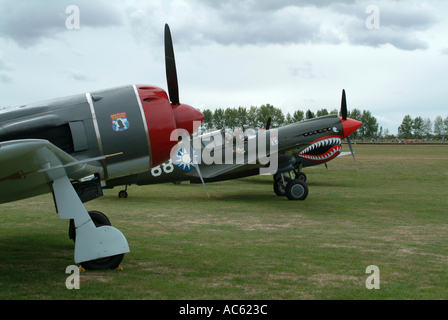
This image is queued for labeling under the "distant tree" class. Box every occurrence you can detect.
[329,108,338,115]
[292,110,304,122]
[247,106,258,128]
[224,107,238,130]
[423,117,433,137]
[433,115,444,137]
[444,116,448,135]
[398,115,413,138]
[316,109,329,117]
[257,104,284,128]
[213,108,225,130]
[285,112,293,125]
[236,107,248,128]
[412,116,424,138]
[348,109,362,121]
[360,110,379,138]
[202,109,213,130]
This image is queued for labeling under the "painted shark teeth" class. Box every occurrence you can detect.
[299,137,342,155]
[299,145,342,161]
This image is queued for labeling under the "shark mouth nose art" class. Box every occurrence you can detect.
[298,137,342,161]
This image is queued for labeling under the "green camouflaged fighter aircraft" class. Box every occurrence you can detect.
[106,90,362,201]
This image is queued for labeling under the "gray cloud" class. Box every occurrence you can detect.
[69,69,96,82]
[194,0,358,12]
[334,1,437,51]
[124,0,346,48]
[0,0,123,48]
[124,0,438,51]
[0,51,13,83]
[0,72,12,83]
[0,0,440,52]
[289,60,316,79]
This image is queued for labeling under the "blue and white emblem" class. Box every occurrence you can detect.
[175,148,199,171]
[110,112,130,132]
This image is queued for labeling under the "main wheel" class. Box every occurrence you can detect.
[118,190,128,198]
[69,210,112,242]
[69,211,124,270]
[285,180,309,201]
[273,176,291,197]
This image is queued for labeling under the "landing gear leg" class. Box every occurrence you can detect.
[273,175,291,197]
[295,172,307,182]
[53,176,129,270]
[293,163,306,182]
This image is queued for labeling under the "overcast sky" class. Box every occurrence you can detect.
[1,0,447,134]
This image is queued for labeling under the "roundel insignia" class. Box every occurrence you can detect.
[175,148,199,171]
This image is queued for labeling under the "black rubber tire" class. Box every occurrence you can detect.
[69,211,111,242]
[285,180,309,201]
[118,190,128,198]
[81,254,125,270]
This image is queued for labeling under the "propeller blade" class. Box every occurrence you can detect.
[307,110,313,119]
[346,136,358,171]
[181,132,210,198]
[164,24,180,106]
[341,89,347,121]
[265,116,272,130]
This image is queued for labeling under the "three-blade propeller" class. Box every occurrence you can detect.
[165,24,180,106]
[265,116,272,130]
[165,24,210,197]
[340,89,358,171]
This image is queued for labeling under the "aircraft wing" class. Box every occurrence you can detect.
[190,143,311,180]
[0,139,104,204]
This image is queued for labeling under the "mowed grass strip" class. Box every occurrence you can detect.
[0,145,447,299]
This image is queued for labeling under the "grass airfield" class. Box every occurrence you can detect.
[0,144,447,300]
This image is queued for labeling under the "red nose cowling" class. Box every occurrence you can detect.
[135,85,204,168]
[341,118,363,138]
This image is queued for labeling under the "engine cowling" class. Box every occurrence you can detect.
[87,84,203,179]
[0,84,204,181]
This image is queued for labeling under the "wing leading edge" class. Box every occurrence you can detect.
[0,139,106,204]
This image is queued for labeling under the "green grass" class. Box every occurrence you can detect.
[0,145,447,299]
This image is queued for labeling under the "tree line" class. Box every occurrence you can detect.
[201,104,448,139]
[201,104,381,138]
[397,115,448,139]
